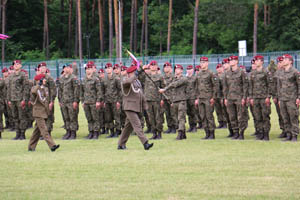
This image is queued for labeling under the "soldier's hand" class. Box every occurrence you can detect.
[59,103,63,107]
[250,99,254,106]
[224,99,228,107]
[265,97,271,107]
[7,101,11,107]
[296,99,300,108]
[49,102,54,110]
[210,98,215,106]
[28,101,32,107]
[103,102,106,108]
[241,99,246,107]
[116,102,121,110]
[159,89,165,93]
[278,101,280,108]
[73,102,78,110]
[273,98,278,104]
[195,99,199,107]
[96,102,101,109]
[82,103,85,108]
[21,100,26,109]
[160,100,164,108]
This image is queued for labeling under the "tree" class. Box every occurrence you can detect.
[253,2,258,54]
[167,0,172,54]
[98,0,104,56]
[108,0,113,58]
[130,0,135,52]
[192,0,199,58]
[1,0,8,63]
[140,0,145,55]
[77,0,83,61]
[113,0,119,58]
[67,0,73,57]
[43,0,49,59]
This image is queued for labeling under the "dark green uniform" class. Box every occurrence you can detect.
[0,78,5,138]
[186,74,198,132]
[214,72,227,128]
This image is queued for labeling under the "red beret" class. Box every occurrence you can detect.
[127,65,137,73]
[105,63,112,68]
[283,54,293,60]
[9,66,14,70]
[240,65,246,69]
[229,56,239,61]
[187,65,194,70]
[14,60,21,64]
[222,58,230,64]
[98,69,104,73]
[21,69,28,74]
[39,62,47,67]
[2,67,8,73]
[175,64,183,70]
[163,62,172,67]
[87,61,95,67]
[149,60,157,66]
[254,55,264,61]
[195,65,201,70]
[216,64,222,69]
[34,74,45,81]
[121,66,127,71]
[277,56,283,62]
[113,64,120,69]
[200,57,209,62]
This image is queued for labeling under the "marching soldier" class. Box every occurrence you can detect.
[195,57,218,139]
[28,74,60,152]
[278,54,300,141]
[59,64,80,140]
[249,55,271,141]
[80,62,102,139]
[120,66,128,129]
[118,64,153,150]
[160,64,188,140]
[186,65,198,133]
[7,60,29,140]
[214,64,227,129]
[223,56,249,140]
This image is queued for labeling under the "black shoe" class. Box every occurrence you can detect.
[69,131,76,140]
[164,127,172,134]
[143,141,154,150]
[28,148,35,152]
[282,133,292,141]
[171,127,177,134]
[145,127,152,134]
[191,127,197,133]
[255,132,264,140]
[291,135,297,142]
[92,131,100,139]
[100,128,106,134]
[19,131,26,140]
[217,122,223,129]
[117,145,127,150]
[202,129,210,140]
[85,132,94,139]
[106,129,115,138]
[182,131,187,139]
[156,132,162,140]
[232,132,239,140]
[62,130,71,140]
[150,131,157,140]
[238,130,244,140]
[263,131,269,141]
[51,144,60,152]
[207,130,215,140]
[176,130,183,140]
[187,126,194,132]
[197,122,203,129]
[227,129,234,138]
[114,130,121,137]
[278,132,287,138]
[12,131,21,140]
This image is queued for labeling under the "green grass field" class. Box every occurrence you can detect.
[1,103,300,200]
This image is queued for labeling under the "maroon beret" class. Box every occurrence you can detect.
[14,60,21,65]
[2,67,8,73]
[98,69,104,73]
[283,54,293,60]
[121,66,127,71]
[34,74,45,81]
[9,66,14,70]
[149,60,157,66]
[222,58,230,64]
[216,64,222,69]
[105,63,113,68]
[175,64,183,70]
[39,62,47,67]
[127,65,137,73]
[187,65,194,70]
[163,62,172,67]
[229,56,239,61]
[277,56,283,63]
[254,55,264,61]
[113,64,120,69]
[200,57,209,62]
[195,65,201,71]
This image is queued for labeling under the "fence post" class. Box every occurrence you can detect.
[295,55,298,70]
[28,63,31,79]
[56,60,59,79]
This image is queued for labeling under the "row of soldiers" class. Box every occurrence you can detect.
[0,54,299,142]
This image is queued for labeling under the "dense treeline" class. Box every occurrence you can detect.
[1,0,300,61]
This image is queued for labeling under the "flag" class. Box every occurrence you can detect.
[126,50,140,69]
[0,34,10,40]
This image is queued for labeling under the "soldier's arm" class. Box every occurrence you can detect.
[223,74,228,99]
[295,70,300,99]
[80,81,85,103]
[164,77,186,91]
[211,73,218,99]
[115,77,122,102]
[96,79,103,102]
[242,72,249,99]
[48,76,57,102]
[266,71,272,98]
[22,75,29,102]
[73,78,80,103]
[248,73,253,99]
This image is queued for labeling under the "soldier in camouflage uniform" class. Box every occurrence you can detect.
[160,64,187,140]
[97,68,106,134]
[249,55,271,141]
[271,57,285,138]
[81,63,102,139]
[139,60,165,140]
[5,66,15,131]
[223,56,249,140]
[194,65,202,129]
[162,62,176,133]
[23,70,34,129]
[214,64,227,129]
[0,75,5,139]
[278,54,300,141]
[58,64,80,140]
[7,60,29,140]
[2,67,10,129]
[195,57,218,139]
[103,63,122,138]
[186,65,198,133]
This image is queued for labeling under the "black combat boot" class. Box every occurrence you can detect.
[282,132,292,141]
[69,131,76,140]
[114,129,121,137]
[232,131,239,140]
[51,144,60,152]
[156,132,162,140]
[256,131,264,140]
[197,122,203,129]
[164,127,172,134]
[226,129,234,138]
[106,129,115,138]
[208,130,215,140]
[217,122,223,129]
[62,130,71,140]
[92,131,100,139]
[238,130,244,140]
[202,129,210,140]
[19,130,26,140]
[176,130,183,140]
[187,125,194,132]
[291,134,297,142]
[0,132,2,139]
[150,131,157,140]
[100,128,106,134]
[278,131,287,138]
[143,141,154,150]
[145,127,152,134]
[85,131,94,139]
[171,126,177,134]
[263,131,269,141]
[12,130,21,140]
[251,130,258,136]
[222,122,227,128]
[117,145,127,150]
[182,130,187,139]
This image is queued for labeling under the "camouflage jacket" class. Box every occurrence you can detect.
[163,73,174,101]
[196,69,218,99]
[80,75,103,104]
[142,72,165,102]
[249,68,272,99]
[44,74,57,102]
[215,72,224,99]
[0,78,5,103]
[164,75,188,102]
[24,80,34,102]
[223,68,248,100]
[272,69,283,99]
[58,74,80,103]
[7,71,29,102]
[277,67,300,101]
[103,74,121,103]
[186,74,197,100]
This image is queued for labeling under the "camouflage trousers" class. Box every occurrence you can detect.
[249,104,258,132]
[198,98,216,131]
[10,101,27,131]
[280,100,299,136]
[146,101,163,133]
[5,103,14,128]
[0,101,4,131]
[46,107,55,132]
[143,110,151,130]
[98,107,105,129]
[274,102,284,131]
[172,101,187,132]
[25,103,33,127]
[84,104,100,132]
[252,99,271,133]
[163,99,176,129]
[186,99,198,127]
[214,98,227,124]
[226,99,248,133]
[61,103,79,131]
[104,102,121,131]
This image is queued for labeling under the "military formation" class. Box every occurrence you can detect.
[0,53,299,150]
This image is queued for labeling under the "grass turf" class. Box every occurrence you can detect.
[0,103,300,200]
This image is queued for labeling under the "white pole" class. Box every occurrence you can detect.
[119,0,122,63]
